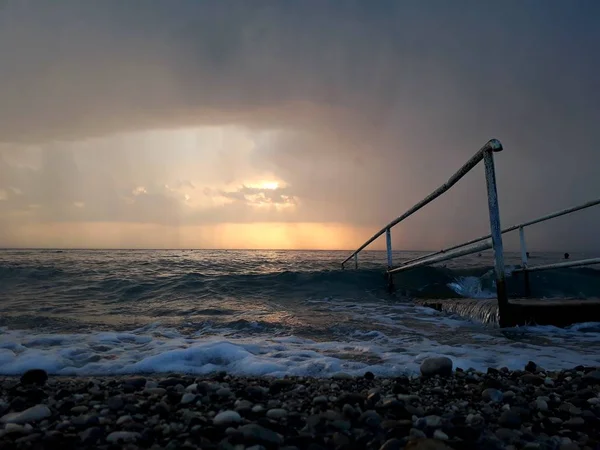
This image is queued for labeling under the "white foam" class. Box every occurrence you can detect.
[1,311,600,378]
[447,276,496,299]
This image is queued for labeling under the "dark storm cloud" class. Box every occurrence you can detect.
[1,0,599,250]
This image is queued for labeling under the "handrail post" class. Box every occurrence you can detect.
[354,253,358,270]
[519,227,528,268]
[519,226,531,296]
[385,228,393,269]
[483,147,509,327]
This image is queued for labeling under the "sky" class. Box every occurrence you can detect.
[1,0,599,251]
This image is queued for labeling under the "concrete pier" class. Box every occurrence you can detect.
[414,298,600,327]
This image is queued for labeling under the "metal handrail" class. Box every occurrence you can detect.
[513,257,600,273]
[388,239,492,274]
[341,139,503,267]
[400,197,600,267]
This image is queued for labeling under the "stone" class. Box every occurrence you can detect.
[313,395,328,405]
[433,430,449,441]
[1,404,51,424]
[536,398,549,412]
[106,431,140,443]
[482,388,503,403]
[360,410,382,427]
[20,369,48,386]
[337,393,365,406]
[364,371,375,380]
[79,427,103,444]
[380,438,402,450]
[123,377,146,389]
[239,424,283,446]
[180,393,196,405]
[144,387,167,396]
[71,406,89,414]
[405,439,454,449]
[520,374,544,386]
[331,372,353,380]
[266,408,288,420]
[564,417,584,428]
[116,415,132,425]
[420,357,453,377]
[424,415,443,428]
[525,361,538,373]
[466,413,485,428]
[185,383,198,393]
[214,410,242,426]
[107,395,124,411]
[409,428,427,439]
[495,428,520,443]
[499,410,522,429]
[3,423,29,435]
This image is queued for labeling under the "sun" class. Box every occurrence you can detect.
[246,180,282,190]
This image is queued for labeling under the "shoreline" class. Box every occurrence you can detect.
[1,361,600,449]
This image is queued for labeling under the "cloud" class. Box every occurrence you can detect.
[1,1,600,250]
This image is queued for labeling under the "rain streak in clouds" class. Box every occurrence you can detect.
[0,0,599,250]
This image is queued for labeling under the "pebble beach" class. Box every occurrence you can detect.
[1,358,600,450]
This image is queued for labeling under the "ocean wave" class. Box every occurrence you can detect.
[2,260,600,302]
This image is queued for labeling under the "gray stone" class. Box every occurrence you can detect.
[106,431,140,443]
[495,428,520,443]
[180,393,196,405]
[360,410,382,427]
[424,415,443,428]
[482,388,503,403]
[536,398,549,412]
[266,408,288,420]
[1,405,51,424]
[420,357,453,377]
[144,387,167,396]
[107,396,124,411]
[214,410,242,426]
[70,406,88,414]
[313,395,328,405]
[79,427,103,445]
[380,438,402,450]
[409,428,427,439]
[564,417,584,428]
[433,430,449,441]
[499,410,522,429]
[239,424,283,445]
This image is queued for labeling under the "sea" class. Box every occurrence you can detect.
[1,249,600,378]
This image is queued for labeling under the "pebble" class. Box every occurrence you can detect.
[482,388,503,403]
[380,438,402,450]
[144,387,167,396]
[107,395,124,411]
[20,369,48,386]
[499,410,522,429]
[536,398,549,411]
[564,417,585,427]
[70,405,88,414]
[313,395,328,405]
[0,364,599,449]
[106,431,140,443]
[116,415,132,425]
[420,357,453,377]
[180,393,196,405]
[433,430,449,440]
[424,415,443,428]
[331,372,353,380]
[213,410,242,426]
[266,408,288,419]
[1,405,51,424]
[239,424,283,445]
